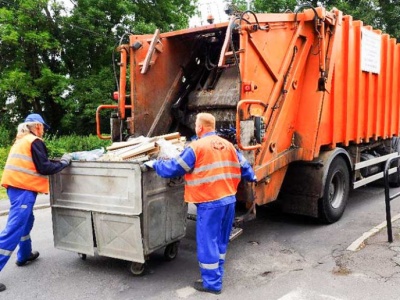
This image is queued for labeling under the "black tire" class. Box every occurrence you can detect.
[389,163,400,187]
[164,241,180,261]
[319,156,350,224]
[389,137,400,187]
[78,253,87,261]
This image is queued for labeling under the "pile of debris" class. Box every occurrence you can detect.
[97,132,186,162]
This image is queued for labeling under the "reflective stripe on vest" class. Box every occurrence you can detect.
[4,165,47,179]
[186,172,241,186]
[184,135,241,203]
[1,134,49,193]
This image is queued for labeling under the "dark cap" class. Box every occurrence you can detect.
[24,113,50,130]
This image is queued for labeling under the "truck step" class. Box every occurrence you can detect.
[229,227,243,241]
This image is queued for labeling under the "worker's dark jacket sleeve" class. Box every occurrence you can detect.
[31,139,66,175]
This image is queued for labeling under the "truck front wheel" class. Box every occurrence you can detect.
[319,156,350,224]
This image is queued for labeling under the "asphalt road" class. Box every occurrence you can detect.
[1,185,400,300]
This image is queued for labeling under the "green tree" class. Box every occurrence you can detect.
[0,0,69,130]
[0,0,196,135]
[253,0,297,12]
[232,1,399,40]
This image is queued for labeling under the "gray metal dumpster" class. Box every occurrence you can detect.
[50,161,187,275]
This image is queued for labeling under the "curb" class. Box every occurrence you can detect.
[347,213,400,251]
[0,204,51,217]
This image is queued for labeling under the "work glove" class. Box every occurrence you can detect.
[60,153,73,166]
[251,175,257,182]
[144,159,156,169]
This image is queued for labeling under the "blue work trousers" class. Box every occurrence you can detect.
[0,187,37,271]
[196,202,235,292]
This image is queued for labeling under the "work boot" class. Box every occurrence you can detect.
[193,281,221,295]
[15,251,40,266]
[0,283,6,292]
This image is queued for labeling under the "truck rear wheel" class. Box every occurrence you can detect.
[389,137,400,187]
[319,156,350,223]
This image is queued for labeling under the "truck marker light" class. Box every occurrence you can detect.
[243,83,252,92]
[113,91,119,101]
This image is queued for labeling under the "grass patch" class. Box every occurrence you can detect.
[0,171,6,200]
[0,151,8,200]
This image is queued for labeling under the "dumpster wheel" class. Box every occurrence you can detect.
[130,262,145,276]
[78,253,87,261]
[164,241,180,261]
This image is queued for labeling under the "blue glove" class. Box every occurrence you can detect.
[144,160,156,168]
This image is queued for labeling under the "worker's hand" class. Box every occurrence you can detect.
[144,159,156,169]
[251,175,257,182]
[60,153,73,166]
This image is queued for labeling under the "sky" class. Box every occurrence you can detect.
[189,0,230,27]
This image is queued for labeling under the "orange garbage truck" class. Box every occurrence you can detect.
[97,5,400,224]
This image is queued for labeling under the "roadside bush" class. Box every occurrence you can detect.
[0,146,11,170]
[0,124,15,148]
[45,134,111,158]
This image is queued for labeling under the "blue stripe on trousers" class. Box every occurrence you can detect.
[197,202,235,291]
[0,187,37,271]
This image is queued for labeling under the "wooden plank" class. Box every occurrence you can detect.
[107,132,181,152]
[106,136,149,151]
[123,154,150,162]
[120,142,156,159]
[157,132,181,141]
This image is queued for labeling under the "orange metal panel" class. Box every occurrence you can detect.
[129,33,194,136]
[389,39,397,134]
[345,16,356,146]
[395,45,400,134]
[354,21,363,143]
[321,22,400,149]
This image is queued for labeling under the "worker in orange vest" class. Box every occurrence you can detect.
[0,113,72,292]
[147,112,256,294]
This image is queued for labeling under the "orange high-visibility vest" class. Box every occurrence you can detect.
[1,134,49,193]
[184,134,241,203]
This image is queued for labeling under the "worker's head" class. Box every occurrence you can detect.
[16,113,49,139]
[195,113,215,138]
